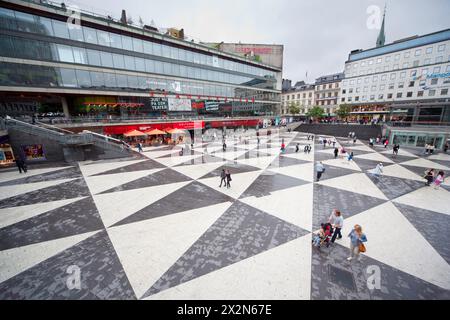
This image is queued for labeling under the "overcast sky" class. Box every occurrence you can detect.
[69,0,450,83]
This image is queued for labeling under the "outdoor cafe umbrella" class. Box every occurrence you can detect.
[123,129,147,137]
[144,128,166,135]
[165,128,186,134]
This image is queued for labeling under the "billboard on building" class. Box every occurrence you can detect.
[204,43,283,69]
[168,98,192,111]
[149,97,168,110]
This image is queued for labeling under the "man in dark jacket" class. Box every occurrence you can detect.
[219,169,226,188]
[15,157,27,173]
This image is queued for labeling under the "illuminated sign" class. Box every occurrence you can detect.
[235,47,273,54]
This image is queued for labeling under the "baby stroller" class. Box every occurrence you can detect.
[312,223,334,249]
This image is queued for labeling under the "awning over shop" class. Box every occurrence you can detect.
[123,129,147,137]
[144,129,166,135]
[165,128,186,134]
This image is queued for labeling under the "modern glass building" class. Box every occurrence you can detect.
[0,0,282,119]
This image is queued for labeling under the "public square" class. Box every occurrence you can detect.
[1,130,449,300]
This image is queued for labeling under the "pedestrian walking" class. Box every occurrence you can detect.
[15,156,27,174]
[329,209,344,244]
[393,144,400,157]
[424,168,435,186]
[383,139,389,148]
[347,224,367,261]
[315,161,325,181]
[369,163,383,178]
[136,142,143,153]
[281,141,286,153]
[307,144,312,154]
[225,169,232,189]
[219,169,226,187]
[222,142,227,152]
[332,139,336,147]
[334,147,339,159]
[347,151,354,162]
[433,171,445,190]
[304,145,308,153]
[323,138,327,148]
[444,142,449,153]
[295,143,299,153]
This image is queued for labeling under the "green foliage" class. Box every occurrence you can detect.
[306,106,325,118]
[336,104,352,119]
[288,104,300,114]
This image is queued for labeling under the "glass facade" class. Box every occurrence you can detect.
[0,5,281,115]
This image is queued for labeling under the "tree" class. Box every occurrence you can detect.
[307,106,325,119]
[336,104,352,119]
[288,104,300,115]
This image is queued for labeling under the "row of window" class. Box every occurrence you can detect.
[0,7,276,78]
[283,92,313,100]
[0,35,273,88]
[0,62,279,100]
[343,89,449,102]
[343,65,450,86]
[346,55,450,77]
[315,83,339,90]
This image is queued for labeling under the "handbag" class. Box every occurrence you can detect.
[359,243,366,253]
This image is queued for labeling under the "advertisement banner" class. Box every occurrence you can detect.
[205,101,219,111]
[149,97,168,110]
[168,98,192,111]
[21,144,45,161]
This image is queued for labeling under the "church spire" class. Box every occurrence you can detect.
[376,5,386,47]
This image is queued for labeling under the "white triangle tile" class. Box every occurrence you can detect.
[145,235,312,300]
[142,150,180,159]
[199,145,225,154]
[235,155,277,170]
[210,150,248,161]
[240,183,313,231]
[344,144,375,152]
[152,154,204,167]
[171,161,227,180]
[340,202,450,290]
[317,172,388,200]
[381,164,424,182]
[392,186,450,216]
[321,158,362,172]
[93,181,191,227]
[0,231,98,284]
[380,149,418,158]
[280,152,314,162]
[84,168,164,195]
[267,162,314,182]
[0,197,86,229]
[428,153,450,161]
[198,170,263,200]
[399,158,450,170]
[107,201,232,299]
[0,178,78,201]
[79,159,146,177]
[0,166,72,184]
[354,152,394,163]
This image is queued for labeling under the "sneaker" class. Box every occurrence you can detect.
[347,257,353,261]
[337,236,342,239]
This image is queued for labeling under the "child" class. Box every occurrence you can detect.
[434,171,445,190]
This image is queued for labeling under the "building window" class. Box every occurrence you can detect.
[410,70,417,77]
[402,62,409,68]
[348,97,352,102]
[370,95,375,100]
[429,90,436,96]
[388,83,394,90]
[417,91,424,97]
[387,93,393,99]
[406,92,413,97]
[400,72,406,79]
[377,58,382,64]
[381,75,387,81]
[372,75,378,82]
[395,54,400,60]
[398,82,404,89]
[424,58,431,65]
[426,47,433,54]
[385,56,391,62]
[415,49,421,56]
[438,44,445,52]
[441,89,448,95]
[419,80,426,86]
[435,56,443,63]
[349,88,353,93]
[342,89,346,94]
[430,78,438,85]
[433,66,441,73]
[341,98,345,102]
[380,84,385,90]
[355,96,359,101]
[356,87,360,93]
[390,73,396,80]
[409,81,415,87]
[378,94,383,99]
[413,60,419,67]
[421,68,428,75]
[404,51,410,58]
[397,92,402,98]
[371,85,377,91]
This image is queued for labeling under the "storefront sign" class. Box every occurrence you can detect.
[21,144,45,161]
[205,101,219,111]
[427,72,450,79]
[0,133,15,166]
[191,101,205,110]
[168,98,192,111]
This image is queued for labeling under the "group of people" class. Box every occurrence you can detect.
[423,144,436,155]
[424,168,445,189]
[312,209,368,262]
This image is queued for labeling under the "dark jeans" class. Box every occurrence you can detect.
[226,180,231,188]
[331,227,342,243]
[316,171,323,181]
[17,164,27,173]
[219,177,226,187]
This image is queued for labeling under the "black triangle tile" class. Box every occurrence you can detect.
[200,161,260,179]
[113,181,233,227]
[0,178,91,209]
[142,200,309,298]
[0,197,104,251]
[314,151,335,162]
[269,155,310,168]
[240,171,310,199]
[365,174,424,200]
[401,165,436,178]
[389,154,418,164]
[235,150,273,160]
[313,184,386,230]
[100,168,192,194]
[352,158,394,172]
[157,149,203,158]
[0,166,81,187]
[0,230,136,300]
[92,159,165,176]
[393,202,450,265]
[311,243,450,299]
[318,165,359,181]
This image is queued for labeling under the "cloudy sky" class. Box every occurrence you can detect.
[69,0,450,83]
